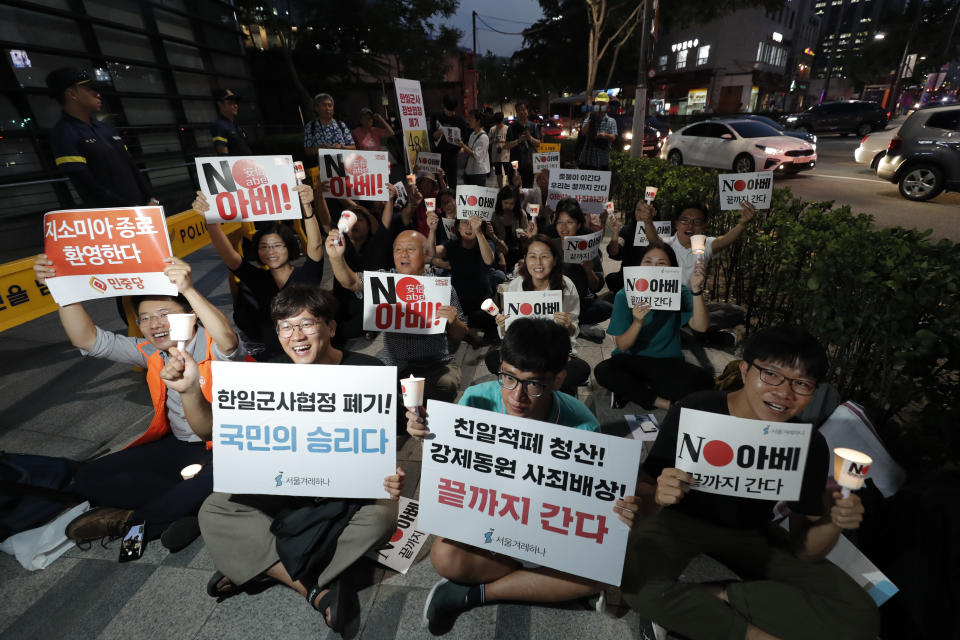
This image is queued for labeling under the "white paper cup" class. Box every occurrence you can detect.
[510,160,519,170]
[167,313,195,343]
[690,234,707,255]
[604,201,615,214]
[294,161,306,182]
[180,464,202,480]
[400,375,425,408]
[481,298,499,316]
[833,448,872,497]
[644,186,659,203]
[424,197,436,211]
[528,204,540,217]
[406,173,416,186]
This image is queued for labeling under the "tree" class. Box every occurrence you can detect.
[583,0,644,101]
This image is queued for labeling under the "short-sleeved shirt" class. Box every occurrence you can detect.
[464,130,490,176]
[304,119,354,149]
[578,114,618,168]
[507,120,542,170]
[442,238,496,306]
[232,257,324,314]
[83,326,247,442]
[352,126,389,151]
[459,381,599,432]
[211,115,252,156]
[666,235,715,288]
[606,286,693,359]
[488,124,510,163]
[643,390,828,529]
[501,276,580,354]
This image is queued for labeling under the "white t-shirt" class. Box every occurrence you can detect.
[499,276,581,355]
[667,234,715,288]
[465,130,490,175]
[488,124,510,163]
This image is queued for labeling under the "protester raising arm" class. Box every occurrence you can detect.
[381,183,398,230]
[298,183,324,262]
[163,256,238,355]
[33,255,97,351]
[324,232,362,292]
[710,200,756,252]
[159,347,212,440]
[687,261,709,333]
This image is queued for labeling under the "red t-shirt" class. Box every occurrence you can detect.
[352,126,389,151]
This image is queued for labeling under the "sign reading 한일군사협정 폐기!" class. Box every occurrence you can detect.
[547,168,611,214]
[718,171,773,210]
[317,150,390,202]
[502,290,563,330]
[211,361,397,498]
[674,408,812,501]
[195,156,301,223]
[623,266,682,310]
[362,272,452,335]
[455,185,499,221]
[394,78,430,174]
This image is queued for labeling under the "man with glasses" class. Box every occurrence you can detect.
[406,319,643,630]
[31,254,246,551]
[621,325,879,640]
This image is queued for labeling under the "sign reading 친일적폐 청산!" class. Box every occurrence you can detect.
[195,155,301,223]
[362,272,452,335]
[211,361,397,498]
[623,266,682,311]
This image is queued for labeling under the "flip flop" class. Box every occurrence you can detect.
[308,579,358,633]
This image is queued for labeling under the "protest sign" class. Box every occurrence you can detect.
[562,231,603,263]
[502,290,563,330]
[718,171,773,210]
[318,150,390,202]
[441,126,461,145]
[633,221,673,247]
[538,142,561,153]
[456,185,498,221]
[415,151,442,174]
[365,497,430,574]
[675,408,812,501]
[43,206,178,306]
[532,152,560,173]
[393,181,408,207]
[622,266,682,310]
[362,272,452,335]
[440,217,456,236]
[394,77,430,174]
[547,168,611,214]
[195,155,301,223]
[211,361,397,498]
[419,401,644,585]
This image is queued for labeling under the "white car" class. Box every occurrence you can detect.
[854,126,899,168]
[659,119,817,173]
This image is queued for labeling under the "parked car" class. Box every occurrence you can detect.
[854,126,900,168]
[739,114,817,145]
[876,105,960,201]
[782,101,888,137]
[542,119,565,140]
[659,119,817,173]
[621,125,663,156]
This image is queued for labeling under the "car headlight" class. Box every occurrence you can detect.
[623,144,631,151]
[786,116,797,122]
[757,145,782,155]
[812,135,817,144]
[625,131,633,140]
[655,130,661,138]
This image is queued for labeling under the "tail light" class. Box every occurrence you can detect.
[887,135,902,153]
[860,134,870,145]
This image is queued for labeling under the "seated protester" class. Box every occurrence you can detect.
[458,108,490,187]
[553,198,612,341]
[326,229,467,403]
[595,244,714,410]
[193,184,323,359]
[484,235,589,397]
[434,217,498,340]
[427,188,458,248]
[406,318,642,630]
[489,185,532,273]
[605,199,660,293]
[620,326,879,640]
[198,284,403,634]
[393,170,447,238]
[31,254,247,550]
[516,170,554,233]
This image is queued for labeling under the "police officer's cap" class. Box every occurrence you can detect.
[214,88,242,102]
[45,68,103,99]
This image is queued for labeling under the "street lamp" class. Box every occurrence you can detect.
[874,33,886,40]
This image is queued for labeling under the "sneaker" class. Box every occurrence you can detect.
[579,324,606,343]
[65,507,133,542]
[160,516,201,552]
[423,578,470,630]
[585,589,606,613]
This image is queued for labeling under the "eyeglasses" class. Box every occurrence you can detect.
[748,362,817,396]
[259,243,286,252]
[136,311,172,325]
[676,217,706,226]
[276,319,322,339]
[497,371,546,398]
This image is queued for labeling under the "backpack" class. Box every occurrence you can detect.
[0,452,82,541]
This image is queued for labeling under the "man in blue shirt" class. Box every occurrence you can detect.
[210,88,252,156]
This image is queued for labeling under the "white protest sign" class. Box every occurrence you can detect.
[394,77,430,174]
[317,150,390,202]
[562,231,603,263]
[365,497,430,574]
[456,185,499,221]
[718,171,773,210]
[675,408,812,501]
[547,168,611,214]
[502,290,563,330]
[532,152,560,173]
[393,181,408,207]
[419,400,644,585]
[633,221,673,247]
[441,126,461,145]
[362,272,452,335]
[195,155,301,223]
[622,266,682,310]
[415,151,442,174]
[440,217,456,236]
[211,361,397,498]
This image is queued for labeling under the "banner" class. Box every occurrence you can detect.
[318,150,390,202]
[675,408,812,501]
[195,155,301,223]
[415,151,442,174]
[211,361,397,498]
[633,221,673,247]
[532,152,560,174]
[394,78,430,175]
[43,206,178,306]
[547,168,611,214]
[502,289,563,330]
[455,185,499,221]
[718,171,773,210]
[538,142,561,153]
[622,266,682,310]
[562,231,603,263]
[365,497,430,574]
[441,126,461,145]
[419,401,644,585]
[362,272,452,335]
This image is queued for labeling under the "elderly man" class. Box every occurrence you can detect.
[304,92,356,157]
[326,229,467,404]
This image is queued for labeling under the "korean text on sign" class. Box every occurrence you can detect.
[562,231,602,264]
[532,152,560,173]
[718,171,773,211]
[42,206,178,306]
[195,155,301,223]
[674,408,812,501]
[623,266,682,310]
[394,77,430,175]
[633,221,673,247]
[502,289,562,330]
[211,361,397,498]
[419,401,643,585]
[318,150,390,202]
[546,168,611,214]
[362,272,452,335]
[365,497,430,574]
[455,185,499,221]
[415,152,442,174]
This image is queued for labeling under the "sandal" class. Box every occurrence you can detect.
[308,579,358,633]
[206,571,239,600]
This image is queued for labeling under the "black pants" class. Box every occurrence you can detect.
[463,173,488,186]
[74,435,212,540]
[594,353,714,408]
[484,348,591,398]
[441,153,459,187]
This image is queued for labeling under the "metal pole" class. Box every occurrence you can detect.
[472,11,478,107]
[630,0,652,159]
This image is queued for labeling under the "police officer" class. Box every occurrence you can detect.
[210,88,252,155]
[45,68,156,207]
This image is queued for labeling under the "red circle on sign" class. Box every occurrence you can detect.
[467,195,478,206]
[401,383,407,394]
[733,179,747,191]
[231,159,267,189]
[395,277,421,302]
[577,240,587,250]
[390,528,403,543]
[703,440,734,467]
[636,279,649,292]
[519,302,533,315]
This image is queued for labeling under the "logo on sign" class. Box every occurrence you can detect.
[483,529,494,544]
[231,159,269,189]
[845,461,870,477]
[346,154,369,176]
[396,277,425,302]
[89,276,107,293]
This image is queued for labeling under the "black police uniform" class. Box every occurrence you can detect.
[51,112,152,207]
[211,115,252,156]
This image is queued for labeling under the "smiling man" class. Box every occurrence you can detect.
[621,325,879,640]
